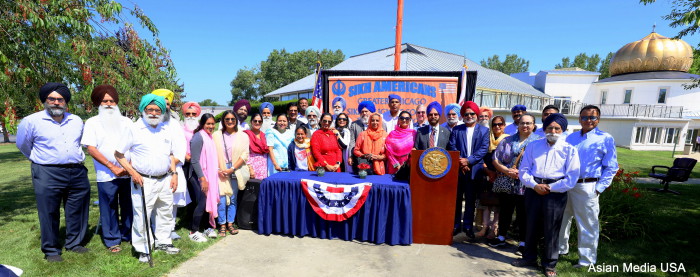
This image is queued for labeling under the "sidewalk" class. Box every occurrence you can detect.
[168,231,540,277]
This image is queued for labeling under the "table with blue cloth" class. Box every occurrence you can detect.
[257,171,412,245]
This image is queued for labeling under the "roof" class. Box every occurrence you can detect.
[266,43,549,98]
[597,71,700,83]
[538,68,601,75]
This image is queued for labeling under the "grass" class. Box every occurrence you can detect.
[616,147,700,178]
[0,144,216,277]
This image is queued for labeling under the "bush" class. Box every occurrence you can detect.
[599,167,653,241]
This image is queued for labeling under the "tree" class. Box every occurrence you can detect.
[480,54,530,75]
[598,52,614,79]
[229,49,345,104]
[554,52,612,78]
[0,1,181,142]
[199,99,219,106]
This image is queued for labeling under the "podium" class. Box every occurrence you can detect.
[409,149,459,245]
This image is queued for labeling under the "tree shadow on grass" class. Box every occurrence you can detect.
[0,175,36,227]
[0,150,24,162]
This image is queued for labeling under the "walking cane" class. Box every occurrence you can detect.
[138,182,155,267]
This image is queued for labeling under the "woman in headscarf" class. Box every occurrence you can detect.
[287,126,315,171]
[188,113,219,242]
[333,113,352,172]
[266,113,294,174]
[385,111,416,174]
[475,115,509,239]
[353,113,388,175]
[259,102,275,133]
[244,113,269,179]
[213,111,250,237]
[311,113,343,172]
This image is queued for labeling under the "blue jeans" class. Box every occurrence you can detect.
[217,185,239,224]
[97,178,133,247]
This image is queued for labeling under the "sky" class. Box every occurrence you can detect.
[125,0,699,105]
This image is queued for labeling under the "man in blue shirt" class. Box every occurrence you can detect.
[559,105,618,268]
[16,83,91,262]
[504,105,526,135]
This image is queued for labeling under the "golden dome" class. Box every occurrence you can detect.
[609,32,694,76]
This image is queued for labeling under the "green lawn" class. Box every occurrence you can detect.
[0,144,215,277]
[616,147,700,178]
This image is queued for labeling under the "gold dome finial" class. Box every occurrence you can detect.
[609,31,694,76]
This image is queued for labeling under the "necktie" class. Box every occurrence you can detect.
[429,128,436,148]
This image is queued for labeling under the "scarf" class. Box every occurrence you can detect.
[385,124,416,168]
[295,138,310,149]
[245,129,269,154]
[183,125,195,155]
[198,129,220,227]
[366,113,387,141]
[214,130,250,204]
[489,131,508,152]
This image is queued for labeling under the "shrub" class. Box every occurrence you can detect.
[599,167,653,241]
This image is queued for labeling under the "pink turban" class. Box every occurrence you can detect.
[182,102,202,117]
[460,101,480,116]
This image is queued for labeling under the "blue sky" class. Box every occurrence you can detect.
[127,0,698,105]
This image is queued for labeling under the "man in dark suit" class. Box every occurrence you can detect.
[447,101,490,239]
[415,101,450,150]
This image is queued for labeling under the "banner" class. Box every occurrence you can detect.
[328,76,459,121]
[300,179,372,222]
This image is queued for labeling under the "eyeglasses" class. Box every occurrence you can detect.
[399,117,411,121]
[145,108,162,114]
[47,97,65,103]
[185,112,197,116]
[307,115,317,118]
[333,105,342,109]
[463,112,476,117]
[519,122,534,126]
[251,120,262,123]
[428,113,440,117]
[580,116,599,121]
[224,118,236,122]
[546,126,562,131]
[321,120,333,124]
[337,118,348,121]
[101,99,116,104]
[288,109,298,113]
[478,115,489,119]
[492,122,505,127]
[416,111,426,114]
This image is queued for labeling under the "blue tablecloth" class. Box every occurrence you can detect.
[258,171,412,245]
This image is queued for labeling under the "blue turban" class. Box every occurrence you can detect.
[511,105,527,112]
[358,101,376,113]
[426,101,443,116]
[543,113,568,132]
[388,94,401,102]
[139,94,166,114]
[445,103,461,117]
[332,96,346,111]
[260,102,274,114]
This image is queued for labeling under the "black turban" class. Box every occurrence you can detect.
[543,113,568,132]
[91,85,119,106]
[39,82,71,103]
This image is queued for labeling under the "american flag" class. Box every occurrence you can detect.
[440,83,457,94]
[311,62,323,113]
[458,65,467,105]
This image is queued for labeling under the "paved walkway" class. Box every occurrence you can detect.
[168,231,540,277]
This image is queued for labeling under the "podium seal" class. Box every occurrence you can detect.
[418,147,451,179]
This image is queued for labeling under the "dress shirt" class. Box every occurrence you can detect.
[440,121,463,132]
[566,127,618,193]
[466,126,474,156]
[116,118,176,176]
[504,122,518,135]
[382,110,400,132]
[16,110,85,164]
[429,124,440,147]
[414,121,428,129]
[81,115,134,182]
[519,138,580,193]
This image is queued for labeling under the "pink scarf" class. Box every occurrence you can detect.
[183,126,194,155]
[385,124,416,172]
[198,129,220,227]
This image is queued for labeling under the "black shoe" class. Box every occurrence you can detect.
[45,255,63,262]
[516,246,525,256]
[452,227,462,236]
[487,238,506,247]
[511,258,538,267]
[67,246,90,254]
[464,228,475,239]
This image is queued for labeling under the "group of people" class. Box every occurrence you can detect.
[17,82,618,276]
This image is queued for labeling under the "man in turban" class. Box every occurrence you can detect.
[447,101,490,239]
[505,105,527,135]
[413,104,428,129]
[260,102,275,132]
[479,107,493,128]
[233,99,251,131]
[115,94,185,263]
[414,101,451,150]
[332,96,346,117]
[534,105,560,138]
[513,113,580,277]
[304,105,321,136]
[81,85,135,253]
[441,103,463,132]
[182,102,201,134]
[382,94,403,131]
[16,82,91,262]
[151,89,179,122]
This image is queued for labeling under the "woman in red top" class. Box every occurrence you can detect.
[310,113,343,172]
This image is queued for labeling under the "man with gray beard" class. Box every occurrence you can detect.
[17,82,91,262]
[81,85,134,253]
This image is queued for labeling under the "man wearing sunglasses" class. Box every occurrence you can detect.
[558,105,618,269]
[413,104,428,129]
[414,101,450,150]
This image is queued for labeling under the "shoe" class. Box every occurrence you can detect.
[138,253,150,263]
[544,267,558,277]
[67,246,90,254]
[487,225,498,239]
[45,255,63,262]
[475,226,488,238]
[511,259,538,267]
[170,231,181,240]
[464,228,475,239]
[516,246,525,256]
[155,244,180,254]
[188,232,208,243]
[452,227,462,236]
[487,238,506,247]
[227,223,239,235]
[203,228,218,238]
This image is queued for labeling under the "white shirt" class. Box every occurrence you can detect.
[81,115,133,182]
[297,115,308,124]
[294,145,309,171]
[428,124,441,147]
[116,118,180,176]
[465,126,474,157]
[382,110,400,132]
[519,138,581,193]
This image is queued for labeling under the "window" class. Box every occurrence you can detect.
[553,96,571,114]
[686,129,700,144]
[635,127,646,144]
[624,89,633,104]
[648,127,662,144]
[658,88,668,104]
[665,128,679,144]
[600,90,608,104]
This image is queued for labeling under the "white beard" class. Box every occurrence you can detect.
[44,103,65,117]
[309,118,319,128]
[184,117,198,130]
[464,118,476,124]
[546,133,562,143]
[98,105,123,137]
[333,108,342,115]
[448,118,459,125]
[142,111,164,127]
[479,120,489,128]
[361,116,369,125]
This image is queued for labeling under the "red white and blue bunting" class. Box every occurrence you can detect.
[300,179,372,222]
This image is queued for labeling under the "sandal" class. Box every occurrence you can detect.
[218,224,227,237]
[227,223,239,235]
[487,224,498,240]
[475,226,488,238]
[544,268,557,277]
[108,245,121,253]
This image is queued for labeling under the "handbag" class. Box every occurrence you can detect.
[491,147,526,193]
[392,158,411,182]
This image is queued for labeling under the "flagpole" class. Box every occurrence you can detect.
[394,0,404,71]
[458,57,468,105]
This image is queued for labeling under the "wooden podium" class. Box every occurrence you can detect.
[409,149,459,245]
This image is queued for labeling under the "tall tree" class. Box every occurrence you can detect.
[229,67,259,104]
[199,99,219,106]
[480,54,530,75]
[598,52,614,79]
[555,57,572,69]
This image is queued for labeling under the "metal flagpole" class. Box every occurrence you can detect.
[394,0,404,71]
